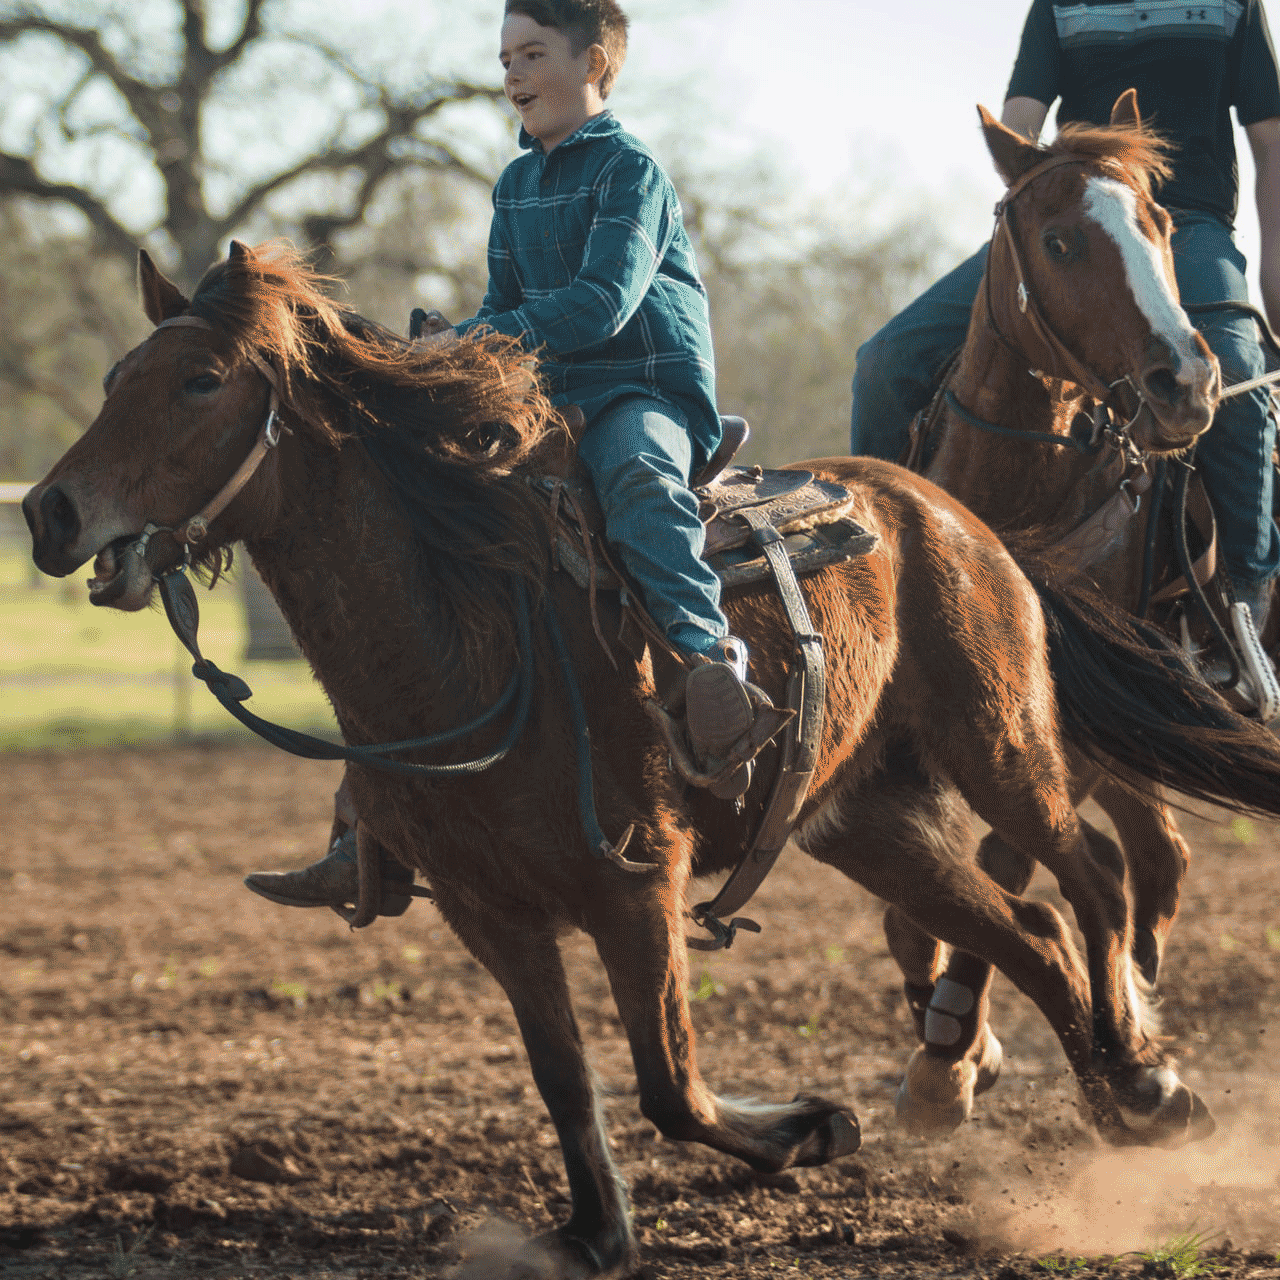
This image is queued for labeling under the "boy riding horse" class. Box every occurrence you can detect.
[248,0,782,913]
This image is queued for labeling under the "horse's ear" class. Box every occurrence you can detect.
[138,249,190,325]
[978,104,1044,187]
[1110,89,1141,128]
[228,239,253,264]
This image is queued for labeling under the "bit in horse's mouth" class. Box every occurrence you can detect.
[87,534,142,602]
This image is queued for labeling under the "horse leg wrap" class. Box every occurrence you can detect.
[923,977,981,1061]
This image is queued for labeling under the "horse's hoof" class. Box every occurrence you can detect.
[895,1025,1002,1139]
[895,1048,976,1137]
[1109,1067,1213,1148]
[793,1105,861,1166]
[531,1226,632,1278]
[1188,1091,1217,1141]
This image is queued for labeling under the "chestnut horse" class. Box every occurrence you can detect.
[24,243,1280,1275]
[890,94,1269,1137]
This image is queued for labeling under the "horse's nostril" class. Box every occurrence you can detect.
[39,483,81,548]
[1142,367,1179,405]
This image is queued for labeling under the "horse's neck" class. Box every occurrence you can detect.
[241,435,483,746]
[926,323,1106,536]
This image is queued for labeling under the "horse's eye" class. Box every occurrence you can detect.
[1043,231,1069,260]
[185,373,223,395]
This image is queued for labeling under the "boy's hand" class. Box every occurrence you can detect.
[408,307,457,346]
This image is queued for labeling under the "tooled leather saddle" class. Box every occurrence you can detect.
[533,413,877,601]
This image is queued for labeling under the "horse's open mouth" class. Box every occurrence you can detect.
[87,533,156,611]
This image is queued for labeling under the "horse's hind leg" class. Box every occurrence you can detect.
[440,898,634,1277]
[1093,777,1190,986]
[587,853,860,1174]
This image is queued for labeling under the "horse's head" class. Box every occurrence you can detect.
[22,244,308,610]
[24,241,556,613]
[979,90,1219,453]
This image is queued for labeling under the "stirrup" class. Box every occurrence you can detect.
[1230,601,1280,723]
[648,635,795,799]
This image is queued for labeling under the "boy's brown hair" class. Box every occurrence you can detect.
[503,0,629,97]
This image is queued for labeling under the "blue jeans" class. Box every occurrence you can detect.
[577,396,727,643]
[849,218,1280,587]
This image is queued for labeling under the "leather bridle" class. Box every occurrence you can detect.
[133,314,289,562]
[979,152,1149,451]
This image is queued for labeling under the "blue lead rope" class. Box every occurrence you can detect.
[158,567,533,778]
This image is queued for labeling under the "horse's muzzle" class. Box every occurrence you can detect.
[1133,341,1219,451]
[23,482,84,578]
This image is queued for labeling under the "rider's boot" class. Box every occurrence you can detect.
[682,635,783,799]
[244,827,415,916]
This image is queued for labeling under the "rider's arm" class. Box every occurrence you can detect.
[1002,97,1050,142]
[1246,117,1280,331]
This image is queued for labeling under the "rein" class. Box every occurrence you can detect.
[142,314,643,881]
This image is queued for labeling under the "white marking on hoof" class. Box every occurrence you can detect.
[894,1047,977,1137]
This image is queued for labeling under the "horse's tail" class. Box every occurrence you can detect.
[1030,573,1280,816]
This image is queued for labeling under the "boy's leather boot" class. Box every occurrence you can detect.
[684,636,759,799]
[244,828,415,916]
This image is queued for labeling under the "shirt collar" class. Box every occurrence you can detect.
[519,110,620,156]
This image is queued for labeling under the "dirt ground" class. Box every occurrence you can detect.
[3,743,1280,1279]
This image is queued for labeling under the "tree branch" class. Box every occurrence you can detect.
[0,17,158,125]
[0,152,139,259]
[214,85,501,237]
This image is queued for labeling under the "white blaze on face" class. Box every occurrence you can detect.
[1082,176,1201,384]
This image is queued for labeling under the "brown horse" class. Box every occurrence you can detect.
[23,243,1280,1275]
[890,93,1269,1137]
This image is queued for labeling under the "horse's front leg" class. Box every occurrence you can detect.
[441,895,634,1278]
[1092,777,1190,986]
[883,826,1037,1137]
[965,777,1214,1149]
[587,848,860,1173]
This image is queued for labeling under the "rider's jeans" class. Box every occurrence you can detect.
[577,395,729,644]
[849,215,1280,590]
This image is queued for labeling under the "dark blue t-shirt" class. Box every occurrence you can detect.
[1006,0,1280,222]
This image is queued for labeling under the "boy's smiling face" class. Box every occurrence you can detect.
[500,13,606,152]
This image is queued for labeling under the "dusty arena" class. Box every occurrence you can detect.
[3,743,1280,1279]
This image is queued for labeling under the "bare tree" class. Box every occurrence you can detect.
[0,1,507,286]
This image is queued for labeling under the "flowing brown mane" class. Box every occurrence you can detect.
[1048,120,1175,197]
[187,241,563,671]
[188,240,559,468]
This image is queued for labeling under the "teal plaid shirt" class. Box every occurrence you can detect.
[455,112,721,459]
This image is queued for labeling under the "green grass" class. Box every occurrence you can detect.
[1132,1227,1224,1279]
[0,546,336,750]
